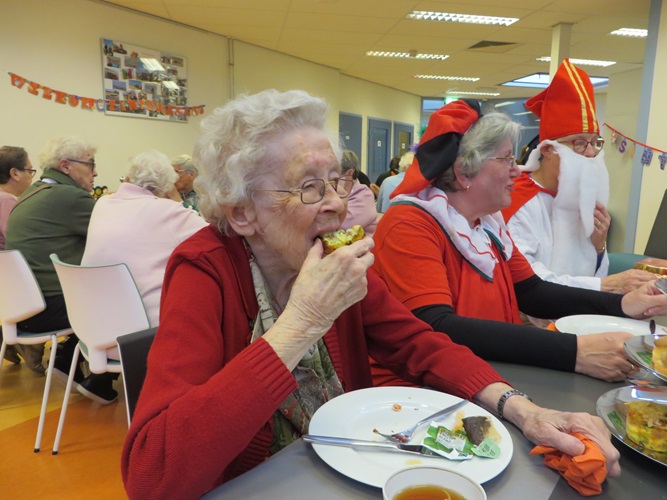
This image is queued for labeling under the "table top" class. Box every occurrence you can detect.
[204,362,667,499]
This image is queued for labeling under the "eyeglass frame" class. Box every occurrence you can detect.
[253,175,355,205]
[489,155,517,168]
[21,168,37,178]
[557,138,605,154]
[66,158,97,171]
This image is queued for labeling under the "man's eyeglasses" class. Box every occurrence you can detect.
[22,168,37,178]
[67,158,97,171]
[490,155,517,168]
[253,176,355,204]
[558,138,605,154]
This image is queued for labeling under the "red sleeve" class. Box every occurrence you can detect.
[372,206,453,311]
[508,235,537,283]
[122,257,296,499]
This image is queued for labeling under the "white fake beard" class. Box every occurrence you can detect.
[549,142,609,277]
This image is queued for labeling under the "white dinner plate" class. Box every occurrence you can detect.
[596,385,667,466]
[555,315,660,336]
[307,387,513,488]
[624,335,667,383]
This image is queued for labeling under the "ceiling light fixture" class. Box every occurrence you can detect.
[445,90,500,96]
[407,11,518,26]
[493,101,516,108]
[536,56,615,67]
[414,75,479,81]
[366,51,449,60]
[610,28,648,37]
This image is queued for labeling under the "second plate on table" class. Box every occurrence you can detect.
[596,386,667,467]
[554,315,661,336]
[624,335,667,383]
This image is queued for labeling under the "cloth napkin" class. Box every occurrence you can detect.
[530,432,608,496]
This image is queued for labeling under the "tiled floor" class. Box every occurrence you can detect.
[0,350,128,499]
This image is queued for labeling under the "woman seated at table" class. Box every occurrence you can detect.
[82,150,208,327]
[119,89,667,499]
[372,99,665,385]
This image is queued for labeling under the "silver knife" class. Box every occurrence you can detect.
[303,435,431,455]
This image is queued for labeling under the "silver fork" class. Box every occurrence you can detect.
[373,399,467,443]
[655,278,667,297]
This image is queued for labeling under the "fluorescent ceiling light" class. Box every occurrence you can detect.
[493,101,516,108]
[501,72,609,88]
[445,90,500,96]
[536,56,615,67]
[407,11,518,26]
[366,51,449,60]
[139,57,165,72]
[415,75,479,81]
[513,111,533,116]
[610,28,647,38]
[162,81,179,90]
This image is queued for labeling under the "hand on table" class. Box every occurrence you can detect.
[506,398,621,477]
[575,331,637,381]
[601,269,658,294]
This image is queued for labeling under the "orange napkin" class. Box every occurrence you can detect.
[547,322,558,332]
[530,433,607,496]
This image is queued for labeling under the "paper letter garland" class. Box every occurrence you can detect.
[603,123,666,168]
[8,72,205,118]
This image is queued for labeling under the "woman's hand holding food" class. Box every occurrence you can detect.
[574,331,635,381]
[264,236,374,369]
[621,280,667,318]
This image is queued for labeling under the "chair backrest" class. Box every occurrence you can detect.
[50,254,150,373]
[645,188,667,259]
[117,327,157,425]
[0,250,46,340]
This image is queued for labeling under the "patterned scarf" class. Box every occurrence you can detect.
[246,245,344,455]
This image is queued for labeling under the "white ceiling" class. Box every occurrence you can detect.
[102,0,650,99]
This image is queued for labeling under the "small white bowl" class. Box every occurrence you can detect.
[382,466,486,500]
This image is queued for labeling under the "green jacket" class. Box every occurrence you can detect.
[6,169,95,296]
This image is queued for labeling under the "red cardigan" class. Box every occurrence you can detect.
[121,226,506,499]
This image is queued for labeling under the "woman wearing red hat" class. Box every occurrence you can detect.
[372,99,667,385]
[502,59,655,297]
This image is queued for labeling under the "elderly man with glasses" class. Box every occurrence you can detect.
[171,154,200,212]
[4,137,115,404]
[502,59,655,300]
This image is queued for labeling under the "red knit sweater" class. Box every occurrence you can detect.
[121,226,506,499]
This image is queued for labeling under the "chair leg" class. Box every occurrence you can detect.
[0,340,6,368]
[52,342,80,455]
[34,334,58,452]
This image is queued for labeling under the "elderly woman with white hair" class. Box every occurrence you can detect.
[119,90,647,499]
[82,150,207,330]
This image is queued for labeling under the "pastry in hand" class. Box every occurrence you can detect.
[319,225,365,255]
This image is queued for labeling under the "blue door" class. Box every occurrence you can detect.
[339,112,362,161]
[368,118,391,183]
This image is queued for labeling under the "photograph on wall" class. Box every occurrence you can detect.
[101,38,188,122]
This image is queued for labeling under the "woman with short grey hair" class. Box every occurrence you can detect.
[127,150,178,197]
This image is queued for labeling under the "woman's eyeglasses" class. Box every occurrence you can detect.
[67,158,97,172]
[490,155,517,168]
[557,138,605,154]
[254,176,355,204]
[23,168,37,178]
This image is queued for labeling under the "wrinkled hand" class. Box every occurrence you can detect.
[517,404,621,477]
[621,280,667,318]
[591,202,611,253]
[284,236,375,337]
[601,269,657,294]
[370,183,380,197]
[575,331,636,381]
